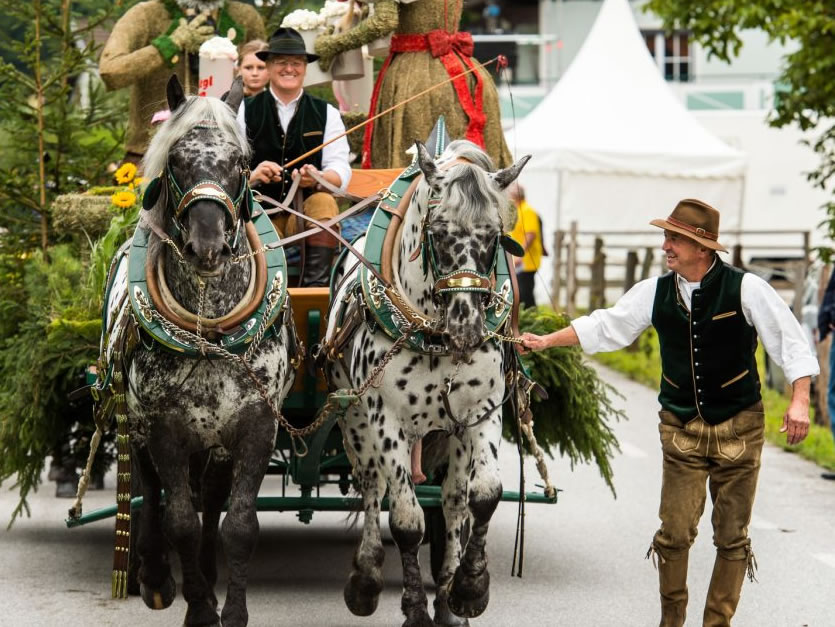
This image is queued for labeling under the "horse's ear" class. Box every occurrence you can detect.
[142,176,163,210]
[224,76,245,113]
[166,74,186,112]
[415,141,441,191]
[492,154,532,191]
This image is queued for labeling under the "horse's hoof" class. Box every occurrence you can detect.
[403,608,434,627]
[433,594,469,626]
[184,599,220,626]
[140,575,176,610]
[220,604,248,627]
[446,571,490,619]
[344,570,383,616]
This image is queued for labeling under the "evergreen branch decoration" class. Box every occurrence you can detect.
[509,306,625,496]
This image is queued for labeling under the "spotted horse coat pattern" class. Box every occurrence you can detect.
[326,139,530,627]
[116,77,295,627]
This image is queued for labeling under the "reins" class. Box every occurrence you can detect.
[279,55,505,173]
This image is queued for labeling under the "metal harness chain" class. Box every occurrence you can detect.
[141,291,317,456]
[146,238,318,455]
[484,326,523,345]
[320,323,418,421]
[196,277,206,349]
[354,324,417,397]
[230,242,270,264]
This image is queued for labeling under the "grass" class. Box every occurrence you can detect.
[593,329,835,471]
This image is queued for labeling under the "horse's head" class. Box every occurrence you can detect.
[414,140,530,361]
[142,76,250,277]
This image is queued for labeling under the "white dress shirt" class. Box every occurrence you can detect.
[571,266,820,385]
[236,86,352,190]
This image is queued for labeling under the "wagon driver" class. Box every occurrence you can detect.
[236,27,351,287]
[521,199,818,626]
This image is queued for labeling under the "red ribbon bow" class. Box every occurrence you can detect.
[426,30,474,58]
[362,30,486,168]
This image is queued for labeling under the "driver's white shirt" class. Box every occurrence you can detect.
[236,86,352,190]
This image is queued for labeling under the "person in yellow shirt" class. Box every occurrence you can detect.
[509,183,544,307]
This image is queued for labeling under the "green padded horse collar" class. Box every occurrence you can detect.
[126,204,287,357]
[356,166,514,355]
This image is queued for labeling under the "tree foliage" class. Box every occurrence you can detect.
[511,307,625,496]
[645,1,835,243]
[0,0,132,523]
[0,0,128,253]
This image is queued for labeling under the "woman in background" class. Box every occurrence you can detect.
[237,39,269,96]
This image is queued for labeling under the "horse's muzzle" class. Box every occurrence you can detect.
[183,239,232,275]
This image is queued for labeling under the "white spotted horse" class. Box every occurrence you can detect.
[325,132,530,626]
[83,76,297,627]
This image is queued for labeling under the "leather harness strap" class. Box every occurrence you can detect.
[381,176,422,282]
[175,181,239,224]
[262,193,382,249]
[506,251,522,337]
[255,190,389,286]
[433,270,493,294]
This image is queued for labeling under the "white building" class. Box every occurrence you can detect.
[471,0,830,255]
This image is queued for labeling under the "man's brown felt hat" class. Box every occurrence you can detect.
[650,198,728,252]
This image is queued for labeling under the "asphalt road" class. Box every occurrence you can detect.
[1,363,833,626]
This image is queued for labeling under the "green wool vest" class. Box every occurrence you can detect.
[651,260,761,425]
[244,90,327,200]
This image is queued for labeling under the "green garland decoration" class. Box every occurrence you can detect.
[509,306,625,496]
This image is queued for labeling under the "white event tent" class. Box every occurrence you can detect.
[511,0,747,302]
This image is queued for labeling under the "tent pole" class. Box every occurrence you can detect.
[736,174,747,262]
[555,169,564,309]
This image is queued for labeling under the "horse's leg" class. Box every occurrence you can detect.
[387,439,433,627]
[344,408,387,617]
[133,443,177,610]
[199,451,234,612]
[152,440,219,626]
[218,408,276,627]
[447,418,503,619]
[433,437,472,627]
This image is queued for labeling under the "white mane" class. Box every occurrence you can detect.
[142,96,249,180]
[433,140,514,230]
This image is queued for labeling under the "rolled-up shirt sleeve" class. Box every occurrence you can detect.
[321,104,352,190]
[741,273,820,383]
[571,277,657,354]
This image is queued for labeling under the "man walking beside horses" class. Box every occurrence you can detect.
[521,199,818,626]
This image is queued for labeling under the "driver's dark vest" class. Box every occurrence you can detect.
[244,90,327,200]
[652,260,760,425]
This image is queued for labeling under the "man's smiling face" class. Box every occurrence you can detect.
[662,229,709,279]
[268,55,307,95]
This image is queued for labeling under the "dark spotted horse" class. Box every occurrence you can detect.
[69,76,300,627]
[322,121,549,627]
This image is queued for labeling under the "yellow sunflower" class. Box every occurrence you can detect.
[111,191,137,208]
[114,162,137,185]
